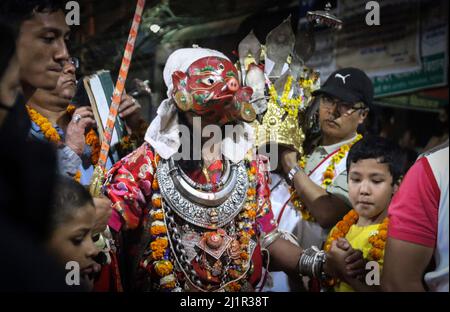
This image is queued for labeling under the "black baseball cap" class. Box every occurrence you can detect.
[312,67,374,109]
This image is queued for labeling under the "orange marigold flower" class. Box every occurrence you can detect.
[379,230,388,240]
[152,178,159,191]
[150,225,167,236]
[151,249,165,260]
[323,170,334,180]
[160,281,176,289]
[226,282,241,292]
[66,105,76,114]
[151,238,168,250]
[40,123,51,132]
[373,240,385,249]
[247,210,257,219]
[343,213,353,222]
[336,221,349,233]
[347,210,359,220]
[240,235,250,245]
[153,212,164,221]
[155,260,173,277]
[249,166,257,175]
[240,252,249,261]
[369,248,383,260]
[152,197,162,208]
[247,188,256,197]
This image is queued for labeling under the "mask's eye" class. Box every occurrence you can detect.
[202,77,216,86]
[218,63,225,70]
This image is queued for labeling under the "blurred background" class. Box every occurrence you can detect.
[70,0,449,163]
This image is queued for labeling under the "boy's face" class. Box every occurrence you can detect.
[348,158,397,220]
[47,203,100,283]
[16,10,70,91]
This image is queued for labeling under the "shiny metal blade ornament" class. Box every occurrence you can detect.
[265,16,295,79]
[307,2,343,30]
[238,30,262,83]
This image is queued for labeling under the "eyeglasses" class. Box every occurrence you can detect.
[65,56,80,70]
[320,95,366,116]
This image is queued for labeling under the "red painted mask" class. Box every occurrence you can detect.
[171,56,256,125]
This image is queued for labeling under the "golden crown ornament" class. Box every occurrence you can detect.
[237,17,321,156]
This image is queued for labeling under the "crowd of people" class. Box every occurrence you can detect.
[0,0,448,292]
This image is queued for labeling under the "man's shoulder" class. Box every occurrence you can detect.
[418,140,449,160]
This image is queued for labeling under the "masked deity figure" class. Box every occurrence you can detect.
[104,48,289,292]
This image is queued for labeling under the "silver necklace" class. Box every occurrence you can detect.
[157,158,249,229]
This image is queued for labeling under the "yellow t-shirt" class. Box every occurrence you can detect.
[332,223,384,292]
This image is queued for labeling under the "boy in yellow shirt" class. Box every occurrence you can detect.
[324,136,406,291]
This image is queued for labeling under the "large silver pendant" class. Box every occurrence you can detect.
[157,159,249,229]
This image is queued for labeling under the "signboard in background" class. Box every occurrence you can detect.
[336,0,421,77]
[372,1,448,97]
[374,87,448,112]
[302,0,448,98]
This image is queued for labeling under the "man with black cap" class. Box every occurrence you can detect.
[279,67,372,253]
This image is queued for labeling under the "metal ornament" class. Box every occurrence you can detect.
[307,2,343,30]
[157,159,249,229]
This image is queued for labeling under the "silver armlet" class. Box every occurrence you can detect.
[261,230,282,249]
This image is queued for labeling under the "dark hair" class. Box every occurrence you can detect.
[0,22,16,80]
[0,0,66,35]
[50,176,94,232]
[346,136,406,185]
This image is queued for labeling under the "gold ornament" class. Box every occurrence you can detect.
[253,75,307,155]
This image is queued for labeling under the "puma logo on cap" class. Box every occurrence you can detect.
[335,73,350,84]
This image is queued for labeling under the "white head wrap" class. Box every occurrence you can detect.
[144,47,254,163]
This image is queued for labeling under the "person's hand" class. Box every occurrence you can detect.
[325,239,365,281]
[66,106,96,156]
[92,196,113,235]
[336,238,366,280]
[280,147,299,175]
[119,92,142,134]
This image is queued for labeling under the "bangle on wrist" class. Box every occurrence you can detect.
[298,246,327,279]
[287,165,302,185]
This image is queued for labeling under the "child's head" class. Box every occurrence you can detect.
[346,136,405,221]
[47,177,99,279]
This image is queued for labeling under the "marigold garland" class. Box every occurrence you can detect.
[26,105,61,143]
[268,75,305,117]
[26,104,101,172]
[290,134,363,222]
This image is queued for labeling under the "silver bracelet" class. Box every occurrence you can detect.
[287,165,302,185]
[261,230,282,249]
[298,246,327,278]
